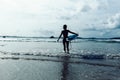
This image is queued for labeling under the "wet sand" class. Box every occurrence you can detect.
[0,55,120,80]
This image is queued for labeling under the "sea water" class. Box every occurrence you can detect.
[0,37,120,80]
[0,37,120,59]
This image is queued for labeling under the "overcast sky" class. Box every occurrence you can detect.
[0,0,120,37]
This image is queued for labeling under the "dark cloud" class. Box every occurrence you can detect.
[83,28,100,31]
[114,23,120,29]
[41,30,54,36]
[58,16,71,20]
[81,5,92,12]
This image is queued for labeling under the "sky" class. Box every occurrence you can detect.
[0,0,120,37]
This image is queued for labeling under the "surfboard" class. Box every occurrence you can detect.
[68,34,78,41]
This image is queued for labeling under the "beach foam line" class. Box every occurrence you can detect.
[1,51,120,60]
[0,56,120,68]
[8,53,120,60]
[0,51,104,59]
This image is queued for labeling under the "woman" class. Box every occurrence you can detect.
[57,24,78,53]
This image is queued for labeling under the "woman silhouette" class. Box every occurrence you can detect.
[57,24,78,53]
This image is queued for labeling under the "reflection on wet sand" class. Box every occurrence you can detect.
[61,56,69,80]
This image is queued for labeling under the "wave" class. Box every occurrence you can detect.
[1,52,120,68]
[94,39,120,43]
[1,51,120,60]
[0,37,120,43]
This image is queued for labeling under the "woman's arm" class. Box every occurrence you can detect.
[57,31,62,42]
[68,30,78,36]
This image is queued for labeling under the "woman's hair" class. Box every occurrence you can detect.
[63,24,67,30]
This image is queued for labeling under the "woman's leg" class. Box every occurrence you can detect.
[66,41,69,52]
[63,41,66,52]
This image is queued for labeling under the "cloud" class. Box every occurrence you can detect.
[83,13,120,37]
[106,13,120,29]
[0,0,109,21]
[0,0,119,37]
[85,13,120,30]
[81,5,92,12]
[83,27,102,31]
[57,0,108,20]
[33,29,55,37]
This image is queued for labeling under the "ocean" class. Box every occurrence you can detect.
[0,37,120,80]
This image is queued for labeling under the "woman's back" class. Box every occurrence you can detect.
[62,30,69,39]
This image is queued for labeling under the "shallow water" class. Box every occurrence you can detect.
[0,39,120,59]
[0,37,120,80]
